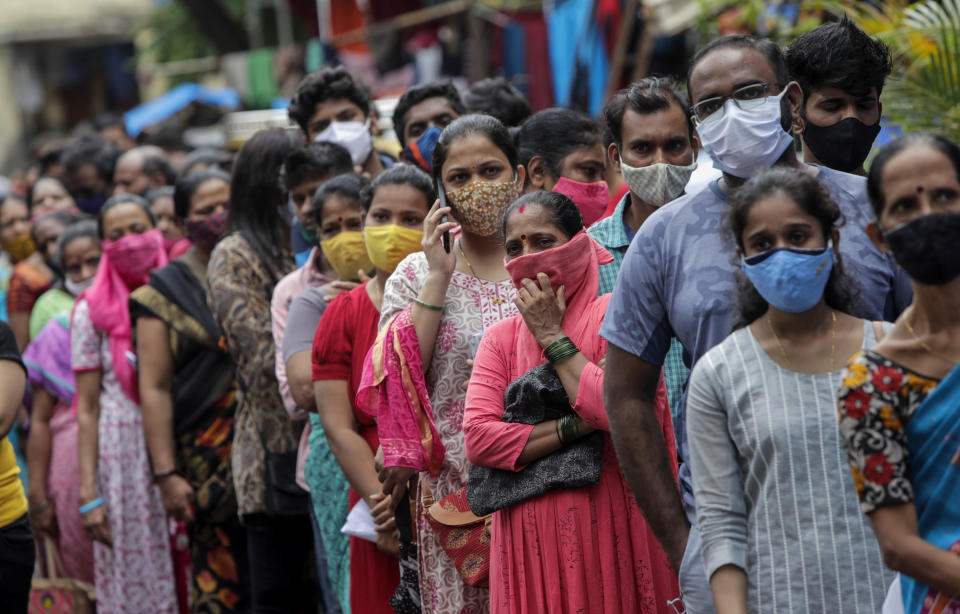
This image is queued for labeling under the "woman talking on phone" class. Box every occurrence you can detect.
[360,115,523,613]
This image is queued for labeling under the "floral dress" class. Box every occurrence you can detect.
[70,298,176,613]
[380,252,519,614]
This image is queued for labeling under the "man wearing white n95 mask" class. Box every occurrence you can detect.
[287,66,395,259]
[288,65,394,179]
[600,35,912,614]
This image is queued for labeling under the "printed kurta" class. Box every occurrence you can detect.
[379,252,519,614]
[464,301,680,613]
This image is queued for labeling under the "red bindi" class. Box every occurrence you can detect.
[916,186,924,193]
[520,234,527,241]
[518,205,525,214]
[338,216,343,221]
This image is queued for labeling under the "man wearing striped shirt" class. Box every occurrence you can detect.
[588,76,699,418]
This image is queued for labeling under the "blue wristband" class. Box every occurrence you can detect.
[78,497,104,515]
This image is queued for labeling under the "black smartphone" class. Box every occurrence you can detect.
[395,490,414,544]
[437,178,450,253]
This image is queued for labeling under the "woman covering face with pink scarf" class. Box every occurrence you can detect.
[462,190,681,613]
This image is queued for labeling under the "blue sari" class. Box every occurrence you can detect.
[902,363,960,613]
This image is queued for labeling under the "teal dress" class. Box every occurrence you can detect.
[306,413,351,613]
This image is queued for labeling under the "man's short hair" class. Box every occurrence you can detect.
[279,141,354,191]
[392,82,467,147]
[92,112,125,132]
[463,78,532,127]
[142,150,177,185]
[604,76,693,148]
[60,136,118,184]
[687,35,790,98]
[786,16,892,102]
[288,66,372,136]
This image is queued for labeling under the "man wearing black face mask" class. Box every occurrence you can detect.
[787,17,892,176]
[61,136,117,215]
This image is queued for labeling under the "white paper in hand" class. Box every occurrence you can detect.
[341,498,377,543]
[882,575,904,614]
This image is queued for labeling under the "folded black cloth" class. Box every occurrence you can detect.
[466,362,602,517]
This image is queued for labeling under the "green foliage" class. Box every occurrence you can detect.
[890,0,960,140]
[146,0,247,64]
[836,0,960,141]
[693,0,817,44]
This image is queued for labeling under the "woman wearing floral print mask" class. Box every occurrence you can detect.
[438,114,526,238]
[364,114,525,614]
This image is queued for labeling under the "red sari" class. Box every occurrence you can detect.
[463,232,681,613]
[312,282,399,614]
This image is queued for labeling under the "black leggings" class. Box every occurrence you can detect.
[243,513,318,614]
[0,514,35,613]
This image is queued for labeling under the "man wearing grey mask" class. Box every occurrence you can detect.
[600,35,912,613]
[589,76,699,418]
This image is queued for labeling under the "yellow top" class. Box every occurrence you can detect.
[0,436,27,527]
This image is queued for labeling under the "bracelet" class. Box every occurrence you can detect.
[554,418,564,444]
[30,500,50,515]
[545,337,579,363]
[413,297,444,312]
[153,469,177,482]
[559,415,580,444]
[78,497,104,515]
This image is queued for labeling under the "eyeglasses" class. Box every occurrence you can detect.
[691,82,784,124]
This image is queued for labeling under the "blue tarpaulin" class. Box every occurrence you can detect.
[547,0,609,116]
[124,83,242,137]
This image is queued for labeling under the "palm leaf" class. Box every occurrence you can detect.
[840,0,960,142]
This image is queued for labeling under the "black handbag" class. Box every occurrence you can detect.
[466,362,602,517]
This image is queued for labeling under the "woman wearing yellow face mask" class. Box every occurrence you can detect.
[311,164,432,614]
[314,174,374,282]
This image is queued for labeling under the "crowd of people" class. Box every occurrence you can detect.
[0,15,957,614]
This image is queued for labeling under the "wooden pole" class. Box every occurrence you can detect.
[327,0,472,48]
[467,3,489,83]
[629,18,655,84]
[605,0,640,98]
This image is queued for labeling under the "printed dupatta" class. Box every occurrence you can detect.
[356,307,446,476]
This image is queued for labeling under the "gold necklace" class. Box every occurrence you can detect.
[767,309,837,372]
[458,243,506,305]
[904,310,957,365]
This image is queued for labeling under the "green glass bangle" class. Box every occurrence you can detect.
[545,337,578,363]
[551,346,579,363]
[559,415,579,444]
[544,337,570,356]
[413,297,444,312]
[554,418,564,444]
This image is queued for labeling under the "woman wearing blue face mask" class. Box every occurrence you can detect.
[685,167,894,613]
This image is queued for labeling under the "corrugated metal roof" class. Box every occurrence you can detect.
[0,0,152,44]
